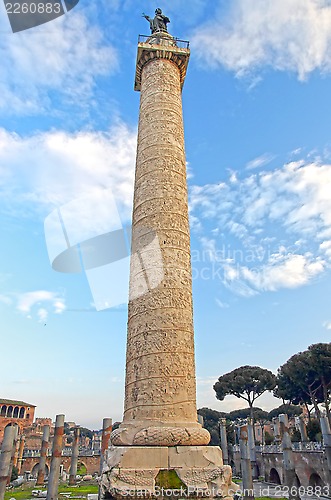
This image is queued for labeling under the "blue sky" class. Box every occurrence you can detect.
[1,0,331,429]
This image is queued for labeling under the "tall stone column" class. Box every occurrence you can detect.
[239,425,254,500]
[279,415,300,500]
[17,435,25,474]
[219,418,229,465]
[7,426,19,485]
[320,415,331,474]
[111,33,208,449]
[47,415,64,500]
[294,416,307,443]
[36,425,50,485]
[272,417,281,443]
[197,414,204,426]
[12,429,20,468]
[69,427,80,485]
[0,425,16,500]
[100,419,112,474]
[247,418,257,479]
[101,25,236,500]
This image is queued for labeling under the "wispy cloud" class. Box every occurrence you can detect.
[191,0,331,80]
[0,123,136,221]
[215,299,230,309]
[246,153,275,170]
[190,157,331,295]
[323,321,331,330]
[197,376,219,386]
[0,11,117,115]
[1,290,66,322]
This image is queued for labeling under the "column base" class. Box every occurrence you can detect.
[111,423,210,446]
[100,445,237,499]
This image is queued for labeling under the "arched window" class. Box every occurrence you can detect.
[309,473,324,487]
[1,405,7,417]
[13,406,19,418]
[269,468,281,485]
[7,406,13,417]
[19,407,25,419]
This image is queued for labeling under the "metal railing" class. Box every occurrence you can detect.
[233,442,323,453]
[292,441,323,451]
[138,34,189,49]
[22,448,101,458]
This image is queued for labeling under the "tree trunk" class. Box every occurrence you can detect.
[249,404,254,422]
[303,402,311,421]
[249,403,256,441]
[310,391,321,419]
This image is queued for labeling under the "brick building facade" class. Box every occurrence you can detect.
[0,398,35,442]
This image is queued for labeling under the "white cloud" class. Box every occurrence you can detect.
[37,308,48,323]
[191,0,331,80]
[215,299,229,309]
[323,321,331,330]
[246,153,275,170]
[186,162,194,179]
[0,11,117,114]
[2,290,68,322]
[196,376,219,387]
[54,301,66,314]
[192,160,331,244]
[239,252,325,292]
[320,240,331,258]
[0,123,136,221]
[190,158,331,295]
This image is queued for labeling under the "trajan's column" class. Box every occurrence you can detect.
[101,9,235,499]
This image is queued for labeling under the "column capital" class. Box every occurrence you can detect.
[135,35,190,91]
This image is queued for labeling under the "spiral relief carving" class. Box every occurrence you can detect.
[106,35,213,450]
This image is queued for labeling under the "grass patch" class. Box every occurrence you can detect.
[256,498,287,500]
[155,470,186,490]
[232,478,241,484]
[5,482,98,500]
[76,464,87,476]
[58,483,98,495]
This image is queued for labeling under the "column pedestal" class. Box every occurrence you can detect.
[101,446,235,499]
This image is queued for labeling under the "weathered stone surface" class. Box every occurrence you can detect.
[102,34,235,499]
[107,446,168,469]
[168,446,224,468]
[101,446,237,498]
[111,44,206,446]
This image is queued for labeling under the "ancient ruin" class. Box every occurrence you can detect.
[100,11,236,499]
